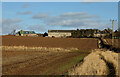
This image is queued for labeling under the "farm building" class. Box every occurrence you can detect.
[48,29,113,38]
[94,29,112,38]
[72,29,101,38]
[93,33,107,37]
[48,29,102,38]
[48,30,75,37]
[16,30,37,36]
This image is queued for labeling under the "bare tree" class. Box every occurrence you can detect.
[8,29,16,35]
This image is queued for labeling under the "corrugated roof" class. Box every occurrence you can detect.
[16,31,36,34]
[48,29,100,32]
[48,30,76,32]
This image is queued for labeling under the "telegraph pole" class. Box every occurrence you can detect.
[110,19,116,46]
[112,20,114,46]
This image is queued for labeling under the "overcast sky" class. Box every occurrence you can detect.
[2,2,118,34]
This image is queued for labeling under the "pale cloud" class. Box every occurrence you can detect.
[61,12,88,17]
[2,24,22,34]
[32,12,100,28]
[16,11,32,15]
[32,13,49,19]
[2,18,22,25]
[59,12,99,19]
[82,0,115,2]
[0,19,1,22]
[27,24,47,32]
[0,19,2,35]
[2,0,119,2]
[43,12,101,28]
[22,4,29,8]
[2,18,22,34]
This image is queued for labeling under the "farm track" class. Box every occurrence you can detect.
[68,49,119,76]
[2,50,88,75]
[100,54,116,77]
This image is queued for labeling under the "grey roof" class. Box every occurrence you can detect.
[16,31,36,34]
[48,29,100,32]
[48,30,76,32]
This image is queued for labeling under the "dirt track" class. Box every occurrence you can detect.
[2,36,98,50]
[68,49,119,76]
[2,50,88,75]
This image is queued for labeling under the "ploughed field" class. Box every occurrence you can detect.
[2,36,97,75]
[2,50,89,75]
[2,36,98,50]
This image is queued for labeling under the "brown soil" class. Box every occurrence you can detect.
[2,36,96,75]
[2,36,98,50]
[2,50,88,75]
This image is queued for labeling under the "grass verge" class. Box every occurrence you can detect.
[58,54,88,75]
[42,52,89,75]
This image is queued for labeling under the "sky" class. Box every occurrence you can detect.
[1,0,120,2]
[2,2,119,34]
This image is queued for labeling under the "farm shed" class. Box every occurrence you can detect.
[48,30,75,38]
[16,30,37,36]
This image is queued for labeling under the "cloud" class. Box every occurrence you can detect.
[32,13,49,19]
[42,12,101,28]
[2,18,22,34]
[32,12,100,28]
[2,24,22,34]
[82,0,119,2]
[32,12,116,30]
[2,18,22,25]
[82,0,111,2]
[16,11,32,15]
[22,4,29,8]
[0,19,2,27]
[27,24,47,32]
[0,19,2,35]
[61,12,88,17]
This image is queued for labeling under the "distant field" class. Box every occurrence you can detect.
[2,36,98,50]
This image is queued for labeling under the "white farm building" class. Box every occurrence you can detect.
[48,30,75,38]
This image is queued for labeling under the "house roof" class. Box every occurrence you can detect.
[16,31,36,34]
[48,30,76,32]
[48,29,100,33]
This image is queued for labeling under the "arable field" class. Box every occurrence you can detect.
[2,36,98,50]
[2,50,89,75]
[2,36,119,75]
[2,36,96,75]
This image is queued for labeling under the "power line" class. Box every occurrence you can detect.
[110,19,117,47]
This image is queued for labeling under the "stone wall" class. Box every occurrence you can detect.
[23,34,37,36]
[48,32,71,37]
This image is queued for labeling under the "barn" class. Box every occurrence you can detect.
[48,30,75,38]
